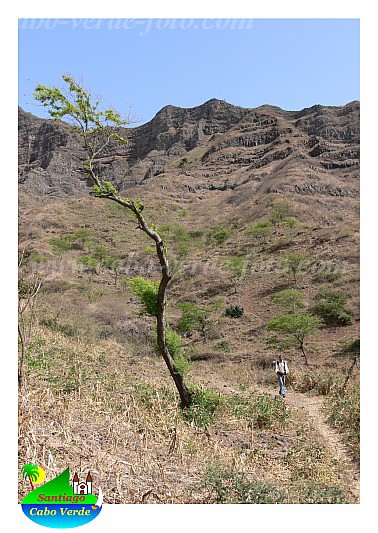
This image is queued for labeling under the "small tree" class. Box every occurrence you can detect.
[311,289,354,326]
[221,255,252,294]
[281,252,308,286]
[35,75,192,407]
[267,313,323,364]
[270,202,290,227]
[103,257,122,285]
[177,302,208,340]
[273,289,305,313]
[247,222,273,249]
[49,237,73,256]
[77,256,99,275]
[282,217,298,235]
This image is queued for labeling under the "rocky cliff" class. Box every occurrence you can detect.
[18,99,359,203]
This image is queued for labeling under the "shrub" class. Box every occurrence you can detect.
[193,462,349,504]
[177,302,207,336]
[215,339,230,352]
[311,289,354,326]
[246,221,273,246]
[273,289,305,313]
[270,202,290,226]
[194,462,288,504]
[212,229,230,245]
[164,327,191,377]
[179,157,188,168]
[182,383,222,427]
[49,237,74,255]
[225,305,244,318]
[281,252,308,285]
[125,276,160,317]
[77,256,99,274]
[28,252,48,263]
[229,393,289,429]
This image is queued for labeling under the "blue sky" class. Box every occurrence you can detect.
[18,18,359,124]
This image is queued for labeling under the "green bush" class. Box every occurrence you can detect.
[77,256,99,273]
[49,237,74,255]
[28,252,48,263]
[177,302,207,335]
[194,462,288,504]
[215,339,230,352]
[125,276,160,317]
[311,289,354,326]
[229,393,289,429]
[212,229,230,245]
[164,327,191,376]
[182,383,222,427]
[193,463,350,504]
[225,305,244,318]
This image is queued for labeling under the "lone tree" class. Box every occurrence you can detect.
[267,313,323,364]
[281,252,308,286]
[34,75,192,408]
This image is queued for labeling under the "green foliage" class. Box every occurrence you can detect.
[91,245,109,262]
[126,276,160,317]
[311,289,354,326]
[229,393,289,429]
[194,462,287,504]
[267,313,323,356]
[182,383,222,427]
[270,202,290,226]
[164,327,191,376]
[173,225,191,257]
[28,252,48,263]
[77,256,99,273]
[282,216,298,233]
[63,228,92,249]
[225,304,244,318]
[215,339,231,352]
[212,229,230,245]
[49,237,74,255]
[193,462,349,504]
[246,221,273,245]
[179,157,189,168]
[222,255,252,277]
[40,316,77,337]
[177,302,207,335]
[313,269,341,283]
[281,252,308,284]
[273,289,305,313]
[34,74,128,132]
[145,246,155,254]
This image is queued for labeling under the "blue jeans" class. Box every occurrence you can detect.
[278,373,286,397]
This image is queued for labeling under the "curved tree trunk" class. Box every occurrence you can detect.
[106,196,192,408]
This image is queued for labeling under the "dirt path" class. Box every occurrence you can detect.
[283,391,360,503]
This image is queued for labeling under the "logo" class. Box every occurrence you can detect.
[20,464,103,529]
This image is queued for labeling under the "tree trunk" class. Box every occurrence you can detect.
[110,196,192,409]
[300,341,309,365]
[341,354,359,394]
[154,233,192,408]
[18,323,25,388]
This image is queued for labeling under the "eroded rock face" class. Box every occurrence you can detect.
[18,99,359,199]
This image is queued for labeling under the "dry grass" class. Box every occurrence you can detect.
[19,324,357,504]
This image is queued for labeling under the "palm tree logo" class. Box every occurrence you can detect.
[21,464,46,491]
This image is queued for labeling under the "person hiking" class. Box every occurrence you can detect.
[274,355,289,398]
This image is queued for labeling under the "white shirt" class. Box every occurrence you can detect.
[275,360,289,374]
